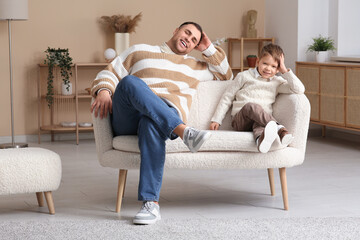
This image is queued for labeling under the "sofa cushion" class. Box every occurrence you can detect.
[112,130,285,153]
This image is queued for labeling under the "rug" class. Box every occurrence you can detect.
[0,217,359,240]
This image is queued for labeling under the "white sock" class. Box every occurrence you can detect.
[277,124,284,131]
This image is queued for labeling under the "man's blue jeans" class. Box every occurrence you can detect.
[111,75,183,201]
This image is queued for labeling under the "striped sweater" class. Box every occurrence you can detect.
[91,43,233,123]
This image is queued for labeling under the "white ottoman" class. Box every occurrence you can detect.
[0,147,62,214]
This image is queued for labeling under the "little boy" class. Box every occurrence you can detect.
[209,43,305,153]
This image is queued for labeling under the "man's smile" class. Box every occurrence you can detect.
[180,39,187,48]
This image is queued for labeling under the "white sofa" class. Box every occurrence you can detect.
[92,80,311,213]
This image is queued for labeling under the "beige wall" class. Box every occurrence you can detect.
[0,0,265,137]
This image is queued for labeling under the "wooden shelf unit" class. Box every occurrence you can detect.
[227,37,275,72]
[38,62,108,144]
[296,61,360,135]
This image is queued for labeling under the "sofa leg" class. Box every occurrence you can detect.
[36,192,44,207]
[267,168,275,196]
[44,191,55,215]
[123,170,128,197]
[116,169,127,213]
[279,168,289,210]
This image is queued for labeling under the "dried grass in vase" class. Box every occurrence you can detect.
[100,12,142,33]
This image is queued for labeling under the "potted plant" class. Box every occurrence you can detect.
[44,47,73,107]
[246,55,257,68]
[307,35,336,62]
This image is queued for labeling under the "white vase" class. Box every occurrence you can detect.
[315,51,328,62]
[62,82,72,95]
[115,33,129,56]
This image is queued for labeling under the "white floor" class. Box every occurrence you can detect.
[0,132,360,222]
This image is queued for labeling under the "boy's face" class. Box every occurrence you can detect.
[256,54,279,79]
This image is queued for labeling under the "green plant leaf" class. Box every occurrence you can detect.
[44,47,73,107]
[307,35,336,52]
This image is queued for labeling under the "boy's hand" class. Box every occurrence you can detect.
[278,54,289,74]
[209,122,220,130]
[195,32,211,52]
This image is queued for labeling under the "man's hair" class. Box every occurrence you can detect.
[259,43,284,66]
[179,21,203,44]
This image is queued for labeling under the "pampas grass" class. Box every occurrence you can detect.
[100,12,142,33]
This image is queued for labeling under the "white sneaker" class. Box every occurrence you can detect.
[183,127,212,153]
[278,127,294,146]
[133,201,161,225]
[257,121,277,153]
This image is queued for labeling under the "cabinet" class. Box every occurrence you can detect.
[296,61,360,134]
[38,63,108,144]
[227,37,275,72]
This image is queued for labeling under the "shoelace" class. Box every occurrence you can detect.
[144,202,151,209]
[186,128,195,140]
[142,201,154,211]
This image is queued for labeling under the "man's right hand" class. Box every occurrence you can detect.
[195,32,211,52]
[91,90,112,119]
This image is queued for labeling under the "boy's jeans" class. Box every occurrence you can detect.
[111,75,183,201]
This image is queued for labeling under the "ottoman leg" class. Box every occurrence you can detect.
[44,191,55,215]
[36,192,44,207]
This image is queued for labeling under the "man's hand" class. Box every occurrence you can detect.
[195,32,212,52]
[91,90,112,119]
[278,54,289,74]
[209,122,220,131]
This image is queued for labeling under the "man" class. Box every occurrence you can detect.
[91,22,233,225]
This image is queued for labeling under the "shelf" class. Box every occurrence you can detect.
[40,125,93,132]
[231,67,250,71]
[228,37,275,72]
[228,37,274,42]
[41,94,76,99]
[77,93,92,99]
[39,63,108,67]
[40,94,92,99]
[75,63,108,67]
[38,62,106,144]
[38,63,75,67]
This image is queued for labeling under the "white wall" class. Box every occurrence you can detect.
[298,0,330,62]
[328,0,338,54]
[337,0,360,56]
[265,0,360,63]
[265,0,298,70]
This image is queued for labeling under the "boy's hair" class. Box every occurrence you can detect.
[179,21,203,44]
[259,43,284,66]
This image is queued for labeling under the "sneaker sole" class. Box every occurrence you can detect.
[281,134,294,146]
[190,131,212,153]
[133,215,161,225]
[259,121,277,153]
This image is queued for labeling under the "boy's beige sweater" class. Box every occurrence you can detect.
[211,68,305,125]
[91,43,233,123]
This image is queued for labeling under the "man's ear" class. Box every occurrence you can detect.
[256,58,259,66]
[173,28,179,35]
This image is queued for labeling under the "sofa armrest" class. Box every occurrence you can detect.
[272,93,311,151]
[91,98,114,160]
